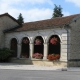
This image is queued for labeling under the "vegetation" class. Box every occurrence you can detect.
[17,13,24,24]
[52,4,63,18]
[47,54,60,61]
[0,48,13,62]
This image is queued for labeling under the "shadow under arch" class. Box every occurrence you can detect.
[10,38,17,57]
[48,35,61,56]
[21,37,30,58]
[33,36,44,59]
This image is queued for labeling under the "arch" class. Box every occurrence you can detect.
[19,36,31,44]
[46,33,61,43]
[33,36,44,59]
[48,35,61,60]
[21,37,30,58]
[32,35,44,43]
[10,38,17,57]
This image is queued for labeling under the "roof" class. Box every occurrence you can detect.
[0,13,21,25]
[5,13,80,32]
[15,14,80,32]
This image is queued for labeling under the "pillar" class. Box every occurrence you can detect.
[43,43,48,60]
[60,42,67,62]
[17,43,21,58]
[29,42,33,59]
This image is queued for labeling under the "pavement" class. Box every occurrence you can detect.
[0,63,80,71]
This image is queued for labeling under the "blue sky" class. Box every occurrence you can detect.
[0,0,80,22]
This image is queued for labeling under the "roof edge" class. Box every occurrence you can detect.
[0,13,22,25]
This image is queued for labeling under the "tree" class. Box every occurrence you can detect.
[17,13,24,24]
[52,4,63,18]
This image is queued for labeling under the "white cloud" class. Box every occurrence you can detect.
[23,8,53,22]
[25,0,53,5]
[63,11,71,16]
[0,0,53,10]
[7,8,53,22]
[65,0,80,7]
[0,0,53,22]
[0,0,71,22]
[0,0,53,6]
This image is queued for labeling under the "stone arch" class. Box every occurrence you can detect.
[9,36,19,45]
[21,37,30,58]
[33,36,44,59]
[10,38,17,57]
[46,33,61,43]
[31,35,44,43]
[48,35,61,60]
[20,36,31,44]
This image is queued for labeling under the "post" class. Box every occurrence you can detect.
[17,43,21,58]
[43,43,48,60]
[29,42,33,59]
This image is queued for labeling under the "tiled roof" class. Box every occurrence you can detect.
[11,14,80,31]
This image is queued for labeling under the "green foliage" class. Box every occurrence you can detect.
[52,4,63,18]
[17,13,24,24]
[0,48,13,62]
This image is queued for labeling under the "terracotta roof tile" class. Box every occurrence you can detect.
[15,14,80,31]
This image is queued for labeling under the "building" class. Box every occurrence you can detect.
[0,13,80,67]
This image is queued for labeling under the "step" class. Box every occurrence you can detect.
[10,58,67,67]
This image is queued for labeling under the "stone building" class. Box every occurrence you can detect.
[0,13,20,48]
[0,13,80,67]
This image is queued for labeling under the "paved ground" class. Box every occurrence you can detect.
[0,63,80,80]
[0,63,80,71]
[0,63,62,70]
[0,69,80,80]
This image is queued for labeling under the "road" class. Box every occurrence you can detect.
[0,70,80,80]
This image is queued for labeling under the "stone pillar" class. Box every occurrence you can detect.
[43,43,48,60]
[60,42,67,62]
[29,42,33,59]
[17,43,21,58]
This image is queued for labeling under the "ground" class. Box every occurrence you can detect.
[0,70,80,80]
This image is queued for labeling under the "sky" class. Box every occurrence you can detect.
[0,0,80,22]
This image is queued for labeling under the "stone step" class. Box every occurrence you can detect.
[10,58,67,67]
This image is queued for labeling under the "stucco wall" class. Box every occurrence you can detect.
[5,28,68,62]
[0,16,19,48]
[69,18,80,59]
[68,18,80,66]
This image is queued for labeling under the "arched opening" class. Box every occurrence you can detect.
[21,37,30,58]
[10,38,17,57]
[48,35,60,60]
[33,36,44,59]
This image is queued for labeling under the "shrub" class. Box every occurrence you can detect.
[47,54,60,61]
[0,48,13,62]
[32,53,43,59]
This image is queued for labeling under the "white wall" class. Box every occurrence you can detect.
[5,28,68,62]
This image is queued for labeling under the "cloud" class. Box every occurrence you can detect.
[63,11,71,16]
[65,0,80,7]
[7,8,53,22]
[0,0,53,10]
[23,8,53,22]
[0,0,53,6]
[0,0,71,22]
[0,0,54,22]
[25,0,53,5]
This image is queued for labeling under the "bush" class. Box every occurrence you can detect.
[47,54,60,61]
[0,48,13,62]
[32,53,43,59]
